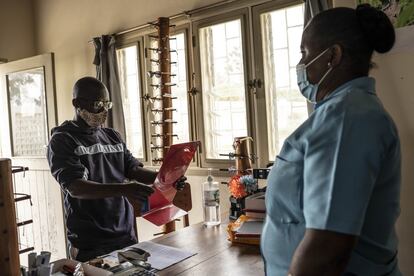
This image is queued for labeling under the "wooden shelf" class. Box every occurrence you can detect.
[16,219,33,227]
[14,194,31,203]
[11,166,29,174]
[19,247,35,255]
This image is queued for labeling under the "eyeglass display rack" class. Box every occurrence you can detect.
[147,17,178,165]
[146,17,182,234]
[0,159,34,275]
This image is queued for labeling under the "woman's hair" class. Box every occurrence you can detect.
[307,4,395,72]
[356,4,395,54]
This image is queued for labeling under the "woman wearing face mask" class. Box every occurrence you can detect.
[261,4,401,276]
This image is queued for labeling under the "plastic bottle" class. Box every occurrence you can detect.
[202,169,221,226]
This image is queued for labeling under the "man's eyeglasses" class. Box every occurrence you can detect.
[77,98,113,111]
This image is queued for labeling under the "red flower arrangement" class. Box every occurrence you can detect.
[228,175,247,199]
[228,172,259,199]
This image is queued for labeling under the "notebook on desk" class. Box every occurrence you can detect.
[235,220,264,237]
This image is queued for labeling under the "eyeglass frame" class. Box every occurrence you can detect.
[75,97,113,111]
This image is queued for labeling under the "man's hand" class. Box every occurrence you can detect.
[124,182,154,203]
[124,182,154,216]
[174,176,188,191]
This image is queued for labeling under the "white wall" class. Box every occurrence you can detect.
[0,0,36,61]
[371,47,414,276]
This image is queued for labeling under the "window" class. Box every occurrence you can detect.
[147,31,192,163]
[170,33,190,144]
[116,29,192,164]
[116,45,145,159]
[0,53,65,263]
[194,3,306,166]
[7,67,48,156]
[198,18,248,160]
[260,4,308,159]
[115,0,308,167]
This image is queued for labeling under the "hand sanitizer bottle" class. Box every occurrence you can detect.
[202,169,221,226]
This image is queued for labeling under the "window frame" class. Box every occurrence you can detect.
[192,8,256,169]
[143,24,198,167]
[252,0,305,166]
[0,53,57,159]
[116,24,197,167]
[116,38,150,164]
[113,0,311,169]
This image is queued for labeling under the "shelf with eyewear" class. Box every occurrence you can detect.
[146,17,179,165]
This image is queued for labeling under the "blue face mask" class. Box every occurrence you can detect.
[296,48,332,103]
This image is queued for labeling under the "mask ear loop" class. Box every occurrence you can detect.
[318,51,334,87]
[315,61,334,103]
[304,47,331,68]
[318,66,333,86]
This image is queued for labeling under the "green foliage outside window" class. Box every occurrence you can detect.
[357,0,414,27]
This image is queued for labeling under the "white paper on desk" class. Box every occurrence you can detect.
[130,241,196,270]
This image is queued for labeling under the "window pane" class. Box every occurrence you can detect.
[148,32,191,161]
[286,5,304,27]
[261,4,308,159]
[199,19,248,159]
[271,10,287,49]
[170,33,190,144]
[116,46,144,158]
[7,67,48,156]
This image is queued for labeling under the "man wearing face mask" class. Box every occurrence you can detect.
[47,77,186,262]
[261,5,401,276]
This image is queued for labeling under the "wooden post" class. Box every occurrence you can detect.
[0,158,20,276]
[158,17,176,234]
[158,17,173,152]
[150,17,192,234]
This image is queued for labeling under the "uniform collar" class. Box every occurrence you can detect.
[315,77,376,109]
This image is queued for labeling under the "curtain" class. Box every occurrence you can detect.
[304,0,330,26]
[93,35,126,141]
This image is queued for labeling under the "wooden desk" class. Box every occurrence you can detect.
[151,220,264,275]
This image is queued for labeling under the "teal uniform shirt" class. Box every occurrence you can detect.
[261,77,401,275]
